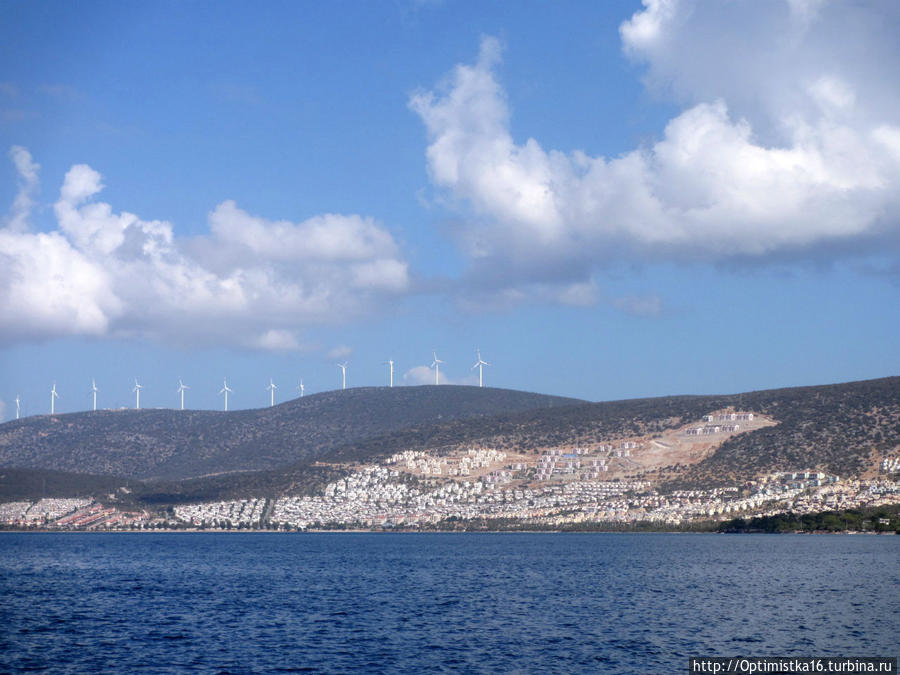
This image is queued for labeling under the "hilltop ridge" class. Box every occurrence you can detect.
[0,385,584,481]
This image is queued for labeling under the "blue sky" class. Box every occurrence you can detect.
[1,0,899,417]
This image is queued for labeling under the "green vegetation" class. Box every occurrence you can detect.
[0,467,138,501]
[718,505,900,533]
[129,462,346,505]
[424,517,719,533]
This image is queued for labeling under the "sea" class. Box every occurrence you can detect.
[1,532,897,674]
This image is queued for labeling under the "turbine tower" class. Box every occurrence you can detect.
[266,378,277,407]
[337,363,348,390]
[90,378,99,411]
[133,378,143,410]
[219,377,232,411]
[472,349,490,388]
[430,351,444,385]
[15,394,20,420]
[50,382,58,415]
[383,360,394,388]
[177,378,189,410]
[297,379,305,398]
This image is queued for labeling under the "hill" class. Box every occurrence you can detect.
[320,376,900,487]
[1,377,898,505]
[0,386,583,481]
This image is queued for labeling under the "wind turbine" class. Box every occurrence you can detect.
[50,382,58,415]
[472,349,490,388]
[15,394,20,420]
[337,363,348,390]
[177,378,189,410]
[133,378,143,410]
[297,379,305,398]
[90,378,99,411]
[383,360,394,388]
[430,351,444,385]
[219,377,232,411]
[266,378,277,407]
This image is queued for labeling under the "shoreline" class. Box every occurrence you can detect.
[1,527,895,535]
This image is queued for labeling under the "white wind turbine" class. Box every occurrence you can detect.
[383,360,394,388]
[430,351,444,385]
[90,378,99,411]
[472,349,490,388]
[266,378,277,407]
[50,382,59,415]
[15,394,21,420]
[177,378,189,410]
[219,377,233,411]
[337,363,348,390]
[297,379,305,398]
[133,378,143,410]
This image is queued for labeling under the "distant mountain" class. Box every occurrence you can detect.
[0,386,583,481]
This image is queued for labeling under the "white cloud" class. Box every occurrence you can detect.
[0,229,119,341]
[207,200,400,263]
[255,329,303,352]
[403,363,478,386]
[327,345,352,360]
[619,0,900,140]
[5,146,39,232]
[0,152,410,348]
[412,4,900,304]
[404,365,445,385]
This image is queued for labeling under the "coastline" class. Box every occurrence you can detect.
[1,527,895,535]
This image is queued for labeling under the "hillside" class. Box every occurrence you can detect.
[322,376,900,487]
[0,386,583,481]
[0,467,138,502]
[1,377,898,505]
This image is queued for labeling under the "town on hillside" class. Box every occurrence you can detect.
[2,409,899,531]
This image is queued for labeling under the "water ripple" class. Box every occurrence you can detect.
[0,532,897,673]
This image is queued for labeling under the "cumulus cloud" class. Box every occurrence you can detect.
[403,361,479,386]
[0,153,410,348]
[411,4,900,303]
[404,364,448,386]
[619,0,900,142]
[207,201,400,264]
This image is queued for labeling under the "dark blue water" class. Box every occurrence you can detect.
[1,533,897,673]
